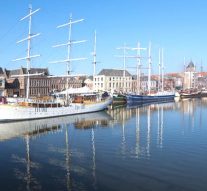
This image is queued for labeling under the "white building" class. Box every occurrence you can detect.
[93,69,133,93]
[183,61,196,89]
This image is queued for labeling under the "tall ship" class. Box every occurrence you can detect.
[126,43,175,103]
[0,5,112,122]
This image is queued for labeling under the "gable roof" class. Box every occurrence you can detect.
[98,69,132,77]
[4,67,49,77]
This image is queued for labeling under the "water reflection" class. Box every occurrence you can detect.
[0,99,207,191]
[0,112,112,141]
[107,101,176,158]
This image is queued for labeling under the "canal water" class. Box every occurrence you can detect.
[0,98,207,191]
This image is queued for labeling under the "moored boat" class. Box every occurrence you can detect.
[112,93,127,104]
[126,45,175,104]
[126,91,175,103]
[0,91,112,122]
[180,89,201,99]
[200,89,207,97]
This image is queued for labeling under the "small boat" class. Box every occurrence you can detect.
[200,89,207,97]
[112,93,127,104]
[180,89,201,99]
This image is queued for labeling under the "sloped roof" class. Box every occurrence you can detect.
[4,69,22,77]
[166,72,183,78]
[5,67,49,77]
[98,69,132,76]
[28,68,49,75]
[197,72,207,77]
[187,61,195,68]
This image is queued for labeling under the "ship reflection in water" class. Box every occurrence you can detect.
[0,98,207,191]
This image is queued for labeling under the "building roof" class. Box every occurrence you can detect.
[132,75,157,81]
[98,69,132,77]
[5,67,49,77]
[28,68,49,75]
[166,72,183,78]
[197,72,207,77]
[187,61,195,68]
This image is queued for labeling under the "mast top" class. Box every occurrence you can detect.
[51,14,86,75]
[20,6,40,21]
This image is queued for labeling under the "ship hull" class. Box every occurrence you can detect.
[180,92,201,99]
[0,98,112,122]
[126,93,175,103]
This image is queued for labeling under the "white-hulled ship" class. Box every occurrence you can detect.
[0,5,112,122]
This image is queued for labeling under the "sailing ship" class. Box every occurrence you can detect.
[179,89,201,99]
[0,5,112,122]
[126,44,175,103]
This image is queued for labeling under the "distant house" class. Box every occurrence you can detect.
[132,75,157,93]
[93,69,133,93]
[196,72,207,89]
[84,76,93,90]
[165,73,184,90]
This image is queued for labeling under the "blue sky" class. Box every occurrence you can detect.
[0,0,207,75]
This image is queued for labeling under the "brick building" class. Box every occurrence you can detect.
[1,67,85,97]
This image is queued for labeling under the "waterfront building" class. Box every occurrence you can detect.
[4,67,49,97]
[1,67,85,97]
[132,75,157,93]
[196,72,207,89]
[163,73,183,90]
[93,69,133,93]
[183,61,196,89]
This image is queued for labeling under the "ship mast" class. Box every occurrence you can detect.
[148,42,152,94]
[161,48,164,92]
[92,30,97,78]
[51,14,86,76]
[131,42,146,94]
[116,44,131,93]
[13,5,41,99]
[158,48,161,92]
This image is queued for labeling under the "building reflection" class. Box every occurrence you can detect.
[177,98,207,131]
[108,102,176,158]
